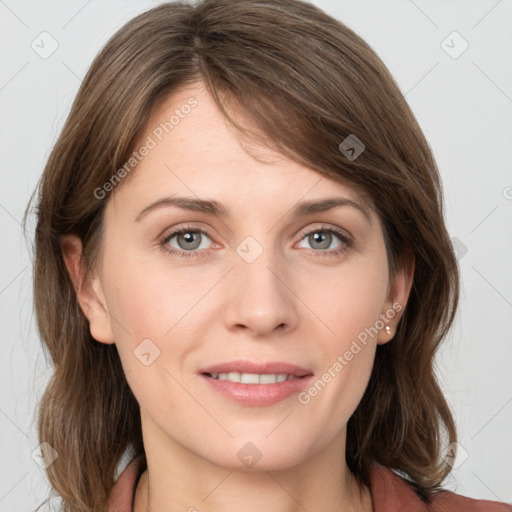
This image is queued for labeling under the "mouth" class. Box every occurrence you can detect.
[198,360,313,381]
[198,362,315,406]
[202,372,307,384]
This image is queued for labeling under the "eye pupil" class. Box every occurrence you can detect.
[310,231,331,250]
[178,231,201,250]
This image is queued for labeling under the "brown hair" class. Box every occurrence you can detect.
[25,0,459,510]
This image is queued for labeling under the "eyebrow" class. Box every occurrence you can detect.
[135,195,372,225]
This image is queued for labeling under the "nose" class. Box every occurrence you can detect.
[223,249,299,338]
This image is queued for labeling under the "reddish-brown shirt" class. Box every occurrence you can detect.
[108,454,512,512]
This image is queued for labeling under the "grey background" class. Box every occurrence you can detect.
[1,0,511,510]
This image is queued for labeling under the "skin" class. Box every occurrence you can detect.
[61,81,414,512]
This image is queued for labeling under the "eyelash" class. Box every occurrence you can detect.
[158,223,352,259]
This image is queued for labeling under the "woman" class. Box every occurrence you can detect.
[27,0,511,511]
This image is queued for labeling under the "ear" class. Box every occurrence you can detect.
[60,234,115,345]
[376,252,415,345]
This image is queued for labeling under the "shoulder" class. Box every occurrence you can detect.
[368,463,512,512]
[430,489,512,512]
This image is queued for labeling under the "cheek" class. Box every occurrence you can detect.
[101,254,203,416]
[296,251,389,349]
[294,253,388,426]
[336,269,388,340]
[102,246,208,340]
[100,245,221,399]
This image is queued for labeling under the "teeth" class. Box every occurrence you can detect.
[209,372,297,384]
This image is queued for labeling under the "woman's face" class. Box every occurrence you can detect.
[67,81,411,471]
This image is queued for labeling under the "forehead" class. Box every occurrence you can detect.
[108,81,375,221]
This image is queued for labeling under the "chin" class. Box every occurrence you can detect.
[201,435,313,472]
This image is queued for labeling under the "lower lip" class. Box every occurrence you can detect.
[199,374,314,406]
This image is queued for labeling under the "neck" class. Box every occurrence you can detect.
[133,417,373,512]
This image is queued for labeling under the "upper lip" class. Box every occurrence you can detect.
[199,360,313,377]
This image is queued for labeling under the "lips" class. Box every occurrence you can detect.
[198,360,313,378]
[198,360,315,406]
